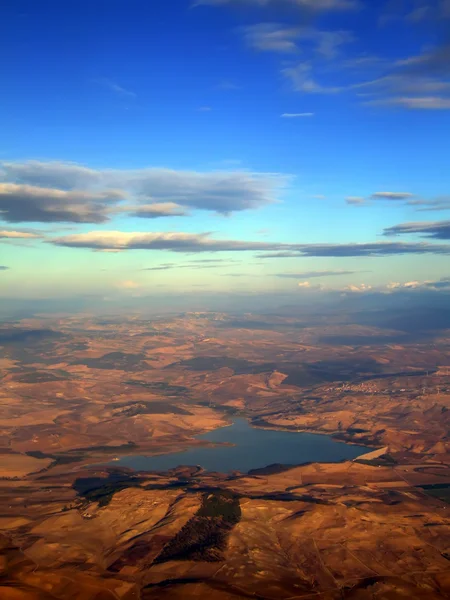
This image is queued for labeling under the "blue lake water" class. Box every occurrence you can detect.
[110,418,370,473]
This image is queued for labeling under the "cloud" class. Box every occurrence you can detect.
[143,261,234,271]
[359,42,450,110]
[116,280,141,289]
[276,270,362,279]
[0,160,288,219]
[367,96,450,109]
[298,281,311,288]
[198,106,212,111]
[344,283,373,293]
[385,278,450,292]
[194,0,360,11]
[371,191,414,200]
[48,230,450,256]
[282,63,344,94]
[0,229,41,239]
[125,203,189,218]
[346,196,366,205]
[281,112,314,117]
[0,183,124,223]
[408,197,450,211]
[0,266,9,270]
[49,231,280,252]
[95,78,136,98]
[384,220,450,240]
[0,161,100,189]
[240,24,301,53]
[425,276,450,290]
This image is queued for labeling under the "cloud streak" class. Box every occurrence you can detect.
[95,78,136,98]
[281,112,314,117]
[0,229,41,239]
[275,270,363,279]
[384,220,450,240]
[48,230,450,256]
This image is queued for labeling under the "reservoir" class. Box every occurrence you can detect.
[110,418,370,473]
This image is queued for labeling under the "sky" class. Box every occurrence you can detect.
[1,0,450,308]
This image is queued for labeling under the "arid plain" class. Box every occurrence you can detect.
[1,310,450,599]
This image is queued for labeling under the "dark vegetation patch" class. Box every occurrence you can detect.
[0,328,64,345]
[355,454,398,467]
[418,483,450,504]
[123,381,189,396]
[248,463,295,476]
[73,473,143,507]
[197,402,241,416]
[154,490,241,564]
[26,450,82,466]
[0,328,67,365]
[12,371,72,384]
[73,352,150,370]
[113,401,191,416]
[67,441,137,453]
[282,359,384,387]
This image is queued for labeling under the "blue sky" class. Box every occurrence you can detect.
[1,0,450,303]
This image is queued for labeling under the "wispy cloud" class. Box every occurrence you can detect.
[358,42,450,110]
[124,203,189,219]
[95,78,136,98]
[281,112,314,117]
[0,266,9,270]
[0,229,41,239]
[282,63,344,94]
[371,191,414,200]
[346,196,367,205]
[384,220,450,240]
[240,24,301,53]
[275,270,362,279]
[48,230,450,256]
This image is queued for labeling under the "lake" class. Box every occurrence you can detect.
[110,418,370,473]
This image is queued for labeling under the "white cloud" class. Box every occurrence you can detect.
[281,112,314,117]
[124,203,189,218]
[0,229,41,239]
[49,231,450,257]
[282,63,344,94]
[344,283,373,293]
[240,24,302,53]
